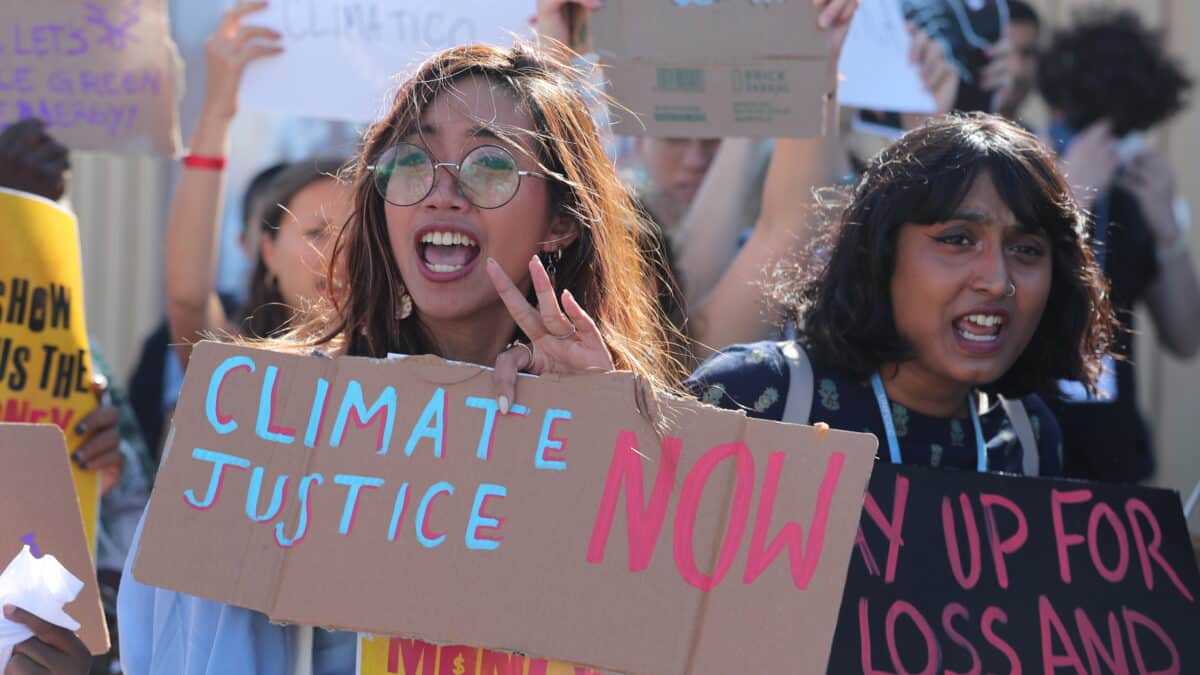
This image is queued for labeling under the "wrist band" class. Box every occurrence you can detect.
[182,154,226,171]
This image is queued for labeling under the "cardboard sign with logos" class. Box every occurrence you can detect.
[591,0,831,138]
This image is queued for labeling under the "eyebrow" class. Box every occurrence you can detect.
[414,123,505,144]
[947,209,1047,235]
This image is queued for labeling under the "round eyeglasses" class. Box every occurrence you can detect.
[371,142,550,210]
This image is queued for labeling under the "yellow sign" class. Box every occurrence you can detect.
[0,188,100,551]
[357,637,609,675]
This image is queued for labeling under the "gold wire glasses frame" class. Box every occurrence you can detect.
[369,142,551,210]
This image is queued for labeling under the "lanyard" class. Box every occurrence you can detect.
[870,372,988,472]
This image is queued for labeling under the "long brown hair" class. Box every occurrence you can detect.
[289,42,684,391]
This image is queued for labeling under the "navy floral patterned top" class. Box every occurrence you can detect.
[686,341,1064,476]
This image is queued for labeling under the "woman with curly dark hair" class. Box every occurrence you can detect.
[690,113,1115,478]
[1037,10,1200,483]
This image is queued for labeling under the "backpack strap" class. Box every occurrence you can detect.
[999,397,1041,476]
[779,341,815,425]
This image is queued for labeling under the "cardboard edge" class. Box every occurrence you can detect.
[160,8,186,158]
[3,424,112,654]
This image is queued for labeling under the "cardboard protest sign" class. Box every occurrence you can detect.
[0,424,109,654]
[828,462,1200,673]
[134,341,878,675]
[0,0,183,154]
[840,0,1008,114]
[0,188,101,552]
[235,0,533,122]
[591,0,830,139]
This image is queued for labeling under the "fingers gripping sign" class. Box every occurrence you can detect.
[486,255,614,414]
[3,605,90,675]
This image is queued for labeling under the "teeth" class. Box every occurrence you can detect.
[957,328,999,342]
[426,262,465,273]
[420,231,477,247]
[963,314,1004,327]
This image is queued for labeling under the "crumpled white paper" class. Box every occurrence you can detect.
[0,546,83,670]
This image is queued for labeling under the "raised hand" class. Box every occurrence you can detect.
[908,23,958,114]
[534,0,602,51]
[486,255,614,413]
[1118,149,1181,245]
[982,39,1016,112]
[1061,120,1120,210]
[201,1,283,121]
[816,0,860,43]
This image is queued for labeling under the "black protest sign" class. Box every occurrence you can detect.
[828,463,1200,674]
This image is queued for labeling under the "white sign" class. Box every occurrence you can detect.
[838,0,936,113]
[236,0,535,122]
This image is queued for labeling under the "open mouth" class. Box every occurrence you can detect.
[418,230,480,274]
[953,312,1006,344]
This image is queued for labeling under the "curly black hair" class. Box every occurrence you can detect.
[1037,9,1191,136]
[775,113,1114,399]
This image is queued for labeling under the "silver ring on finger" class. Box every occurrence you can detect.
[505,340,535,371]
[550,322,577,341]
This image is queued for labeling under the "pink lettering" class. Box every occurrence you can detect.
[586,431,681,570]
[742,451,845,589]
[1051,489,1093,584]
[1038,595,1086,675]
[1126,499,1195,601]
[861,476,910,584]
[979,493,1028,590]
[673,442,753,591]
[942,494,982,591]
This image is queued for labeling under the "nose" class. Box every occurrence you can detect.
[422,163,469,211]
[972,243,1012,298]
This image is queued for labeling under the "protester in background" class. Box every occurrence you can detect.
[1037,9,1200,483]
[629,137,723,235]
[126,162,284,457]
[118,36,694,674]
[0,118,150,675]
[691,114,1115,480]
[164,2,352,369]
[537,0,857,357]
[996,0,1041,122]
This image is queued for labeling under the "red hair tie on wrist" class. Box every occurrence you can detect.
[182,154,226,171]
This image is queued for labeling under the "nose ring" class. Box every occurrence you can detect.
[1005,282,1016,297]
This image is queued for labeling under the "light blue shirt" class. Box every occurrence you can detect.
[118,508,357,674]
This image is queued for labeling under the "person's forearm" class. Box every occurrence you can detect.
[164,108,234,362]
[1147,245,1200,358]
[758,92,842,235]
[674,139,772,306]
[691,93,842,353]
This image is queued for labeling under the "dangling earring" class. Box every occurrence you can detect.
[395,285,413,321]
[265,271,280,291]
[540,248,563,281]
